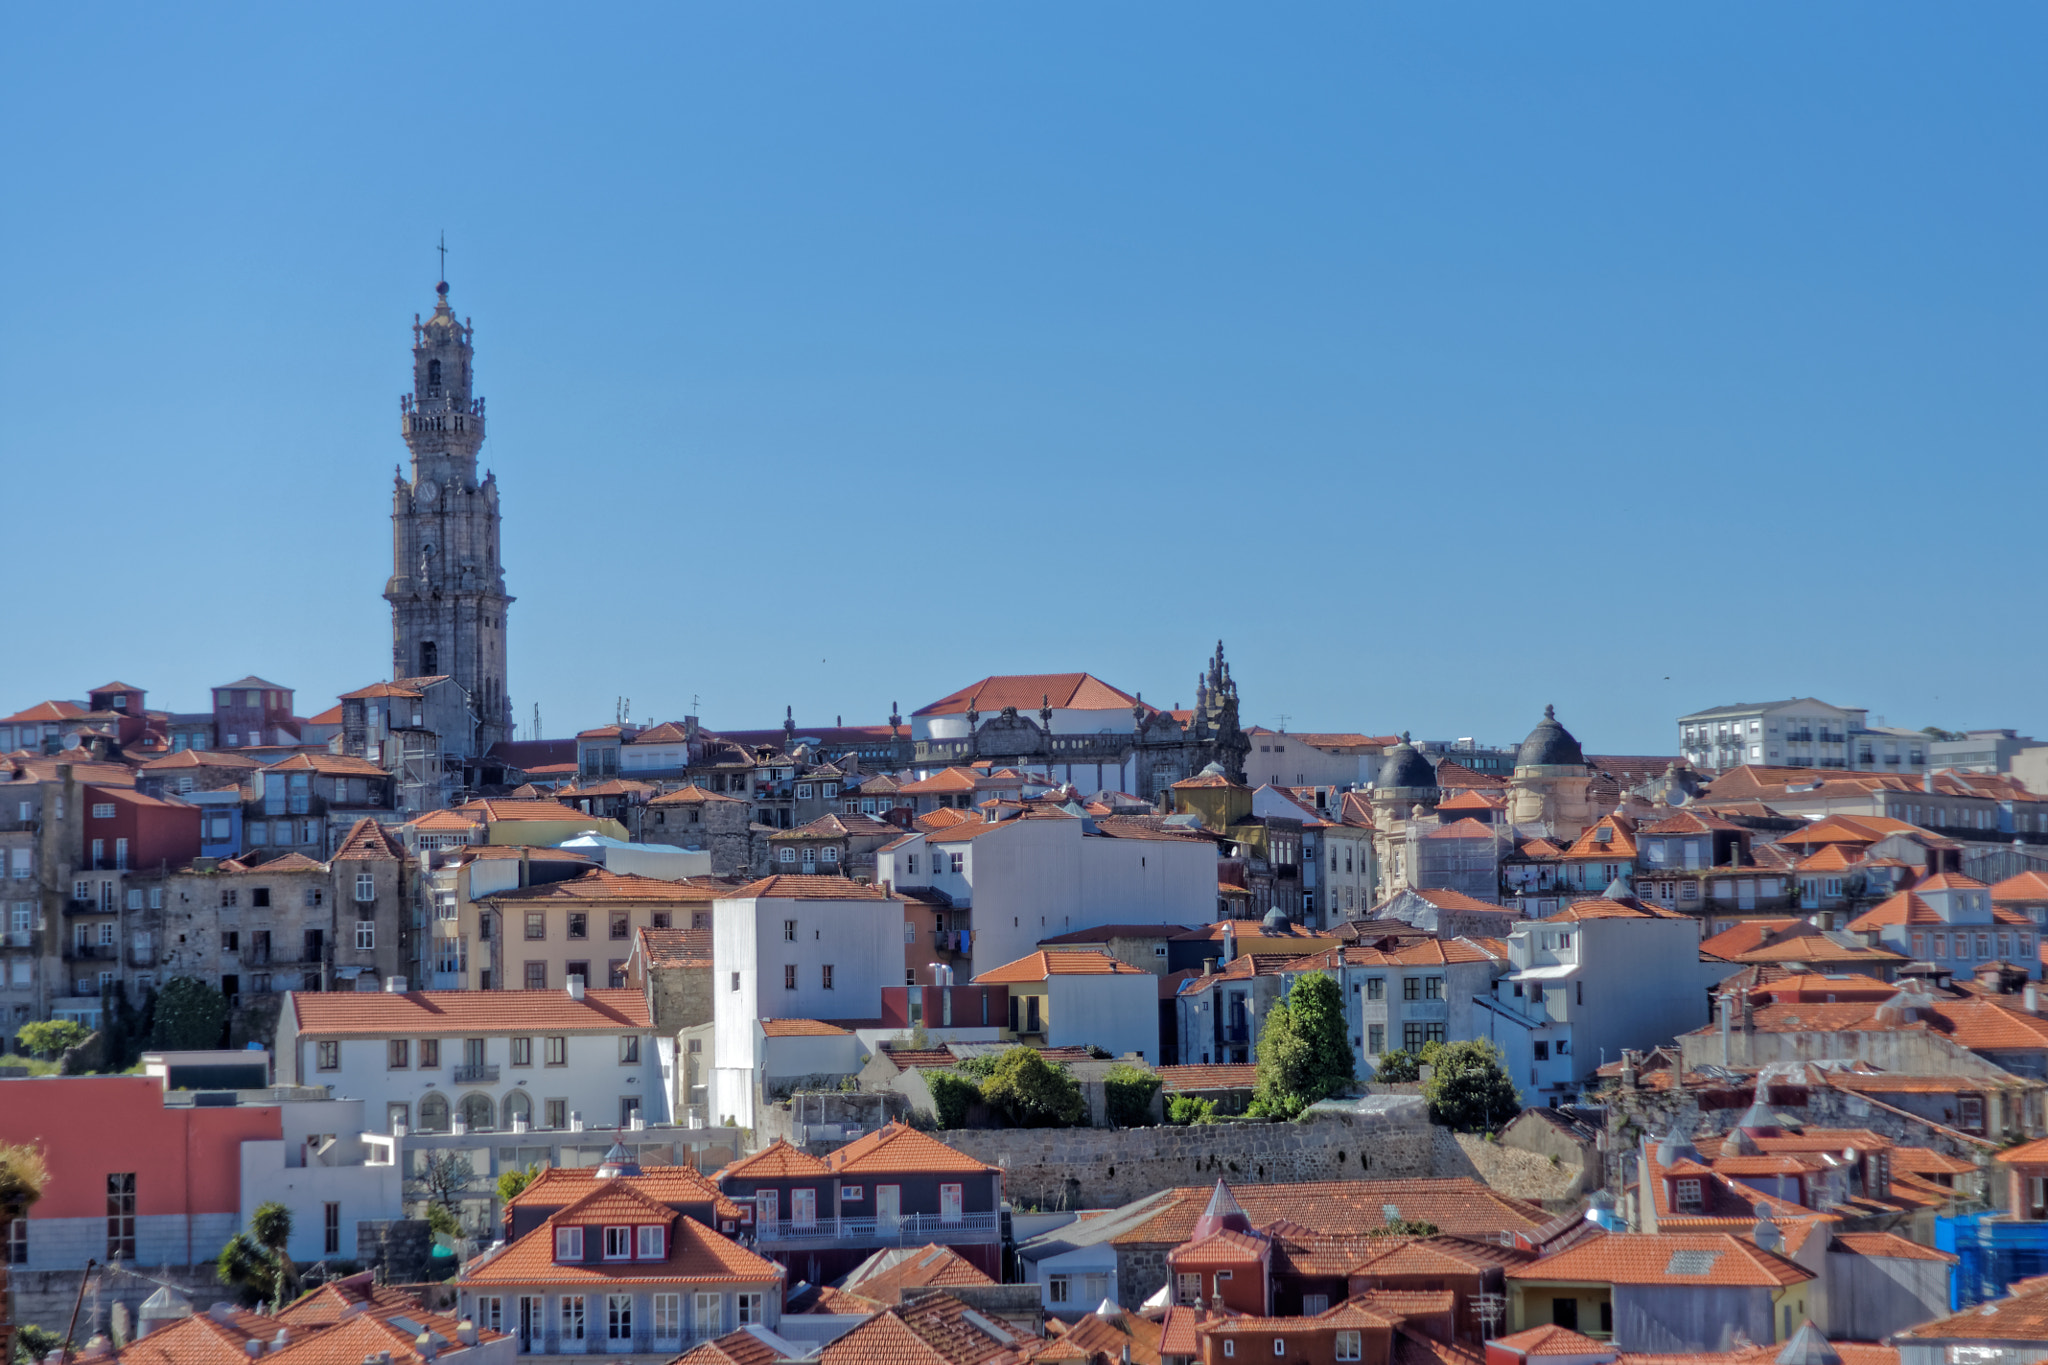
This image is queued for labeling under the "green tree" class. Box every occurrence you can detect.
[496,1163,539,1205]
[13,1325,61,1365]
[1420,1039,1521,1131]
[148,977,228,1051]
[926,1071,982,1130]
[978,1048,1085,1128]
[1102,1064,1161,1128]
[1248,973,1355,1120]
[1371,1048,1422,1083]
[217,1201,296,1307]
[14,1020,89,1060]
[1167,1095,1217,1125]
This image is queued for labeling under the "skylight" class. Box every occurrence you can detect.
[1664,1250,1721,1276]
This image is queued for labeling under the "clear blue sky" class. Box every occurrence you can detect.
[3,5,2042,754]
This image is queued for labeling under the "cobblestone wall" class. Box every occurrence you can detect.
[939,1098,1433,1209]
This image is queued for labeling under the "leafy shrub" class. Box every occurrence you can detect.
[1420,1039,1520,1131]
[148,977,228,1051]
[979,1048,1085,1127]
[15,1020,89,1060]
[1102,1064,1161,1128]
[927,1071,982,1130]
[1167,1095,1217,1125]
[1372,1048,1422,1082]
[1248,972,1354,1120]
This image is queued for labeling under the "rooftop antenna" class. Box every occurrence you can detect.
[1277,714,1291,733]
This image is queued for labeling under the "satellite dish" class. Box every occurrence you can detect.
[60,734,81,750]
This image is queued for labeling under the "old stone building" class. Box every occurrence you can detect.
[384,279,512,757]
[635,784,755,877]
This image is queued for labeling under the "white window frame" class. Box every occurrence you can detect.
[603,1225,631,1260]
[555,1227,583,1261]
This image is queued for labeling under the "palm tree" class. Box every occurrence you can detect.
[217,1202,297,1309]
[0,1143,50,1365]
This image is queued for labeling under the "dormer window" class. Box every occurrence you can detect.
[555,1226,584,1261]
[1674,1178,1703,1211]
[604,1226,632,1259]
[638,1225,664,1259]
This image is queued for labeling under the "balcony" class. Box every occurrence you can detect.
[1220,1024,1250,1045]
[756,1211,999,1245]
[452,1063,499,1085]
[65,943,118,962]
[3,930,31,949]
[528,1330,723,1356]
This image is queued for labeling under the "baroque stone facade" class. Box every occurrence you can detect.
[384,281,512,752]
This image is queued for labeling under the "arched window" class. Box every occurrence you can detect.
[427,359,442,388]
[419,641,437,676]
[416,1092,451,1133]
[458,1092,495,1132]
[503,1090,533,1130]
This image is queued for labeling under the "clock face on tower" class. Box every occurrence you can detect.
[416,478,439,503]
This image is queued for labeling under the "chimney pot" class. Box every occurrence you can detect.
[567,975,585,1001]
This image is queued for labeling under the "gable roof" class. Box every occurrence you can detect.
[635,925,713,970]
[721,1138,832,1179]
[973,949,1150,983]
[915,674,1142,718]
[288,987,650,1035]
[463,1212,782,1286]
[1505,1231,1811,1287]
[717,874,898,901]
[826,1121,996,1175]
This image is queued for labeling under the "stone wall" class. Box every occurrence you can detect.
[938,1098,1432,1210]
[1427,1128,1584,1209]
[9,1265,225,1339]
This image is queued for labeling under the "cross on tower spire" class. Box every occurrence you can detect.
[437,231,449,286]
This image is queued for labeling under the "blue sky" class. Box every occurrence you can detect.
[3,5,2042,754]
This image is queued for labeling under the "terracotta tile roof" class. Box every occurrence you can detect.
[762,1018,853,1037]
[1641,811,1748,835]
[899,767,989,795]
[1699,920,1802,958]
[0,699,86,724]
[772,812,902,840]
[636,925,713,969]
[1349,1235,1528,1277]
[456,797,597,821]
[339,681,425,700]
[1993,872,2048,903]
[1426,817,1500,841]
[464,1211,782,1286]
[1438,790,1508,811]
[649,784,746,806]
[719,874,897,900]
[1491,1325,1611,1356]
[1039,923,1196,944]
[139,748,264,770]
[1550,897,1692,922]
[1917,872,1990,892]
[1561,817,1638,861]
[915,674,1141,718]
[408,808,481,831]
[1170,1227,1272,1266]
[1174,771,1250,790]
[973,949,1150,983]
[482,868,726,904]
[1830,1232,1957,1262]
[1113,1179,1548,1247]
[1029,1309,1163,1365]
[1517,838,1567,859]
[1155,1063,1259,1091]
[671,1329,793,1365]
[263,752,390,777]
[844,1244,998,1304]
[505,1165,739,1221]
[928,818,1040,844]
[898,1291,1043,1365]
[1505,1232,1812,1287]
[1432,760,1507,791]
[1901,1273,2048,1340]
[880,1045,965,1069]
[330,817,404,860]
[289,986,650,1035]
[721,1138,833,1179]
[826,1121,996,1175]
[1889,1145,1981,1175]
[787,1283,886,1315]
[917,808,982,831]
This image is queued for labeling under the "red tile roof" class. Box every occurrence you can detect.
[761,1018,853,1037]
[1505,1232,1811,1287]
[915,674,1142,718]
[456,797,599,821]
[1901,1273,2048,1340]
[719,874,898,900]
[289,986,650,1035]
[826,1121,996,1176]
[482,869,728,904]
[843,1244,997,1303]
[1112,1179,1548,1246]
[636,925,713,969]
[1155,1063,1259,1091]
[721,1139,833,1179]
[649,784,746,806]
[505,1165,739,1221]
[1830,1232,1957,1262]
[973,949,1150,983]
[464,1211,782,1286]
[1491,1325,1611,1356]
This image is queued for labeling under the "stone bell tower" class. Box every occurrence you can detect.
[384,279,512,751]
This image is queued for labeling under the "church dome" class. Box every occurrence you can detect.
[1376,734,1436,792]
[1516,705,1585,769]
[1261,907,1290,932]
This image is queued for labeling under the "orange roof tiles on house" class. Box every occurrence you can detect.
[721,1139,833,1179]
[263,752,391,777]
[973,949,1150,983]
[1549,897,1691,922]
[761,1018,852,1037]
[671,1329,794,1365]
[1993,871,2048,903]
[139,748,264,771]
[1438,790,1508,812]
[1830,1232,1958,1262]
[842,1244,998,1304]
[898,767,987,795]
[1504,1232,1812,1288]
[1561,817,1639,861]
[408,808,482,832]
[331,817,404,860]
[649,784,746,806]
[826,1121,996,1176]
[0,700,86,725]
[1170,1227,1273,1266]
[635,925,713,970]
[718,874,897,900]
[1491,1325,1611,1356]
[465,1211,782,1287]
[1426,817,1500,840]
[916,674,1142,718]
[1901,1274,2048,1341]
[290,986,650,1035]
[1112,1180,1548,1247]
[1889,1146,1982,1175]
[1155,1063,1259,1091]
[482,869,727,904]
[456,797,597,821]
[1174,771,1250,791]
[503,1164,740,1221]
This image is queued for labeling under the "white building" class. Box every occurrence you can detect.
[1251,785,1375,926]
[710,875,903,1128]
[1677,699,1928,774]
[876,810,1217,977]
[1500,892,1734,1103]
[973,949,1160,1061]
[276,982,666,1134]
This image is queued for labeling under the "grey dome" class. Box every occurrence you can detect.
[1377,734,1436,791]
[1516,705,1585,769]
[1262,907,1290,932]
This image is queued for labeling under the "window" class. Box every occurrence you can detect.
[355,920,375,950]
[324,1202,341,1255]
[730,972,740,992]
[511,1037,532,1067]
[1403,977,1420,1001]
[545,1036,567,1066]
[388,1040,410,1069]
[106,1173,136,1260]
[1961,1096,1985,1131]
[91,803,115,820]
[556,1227,585,1261]
[1225,1344,1235,1358]
[638,1225,662,1259]
[620,1096,642,1126]
[525,961,547,989]
[1365,977,1384,1001]
[355,873,375,902]
[950,853,963,874]
[1048,1275,1070,1304]
[419,1039,440,1069]
[1273,1340,1285,1356]
[6,1215,26,1266]
[906,854,918,875]
[1534,1041,1550,1061]
[784,965,798,990]
[1367,1025,1384,1054]
[696,1292,723,1336]
[822,965,834,990]
[1303,1296,1329,1315]
[609,912,629,940]
[545,1099,568,1129]
[567,913,587,940]
[560,1296,585,1343]
[778,848,795,864]
[1335,1332,1362,1361]
[654,1294,681,1340]
[784,919,797,942]
[317,1041,340,1071]
[604,1226,631,1259]
[1423,976,1444,1000]
[737,1292,763,1326]
[1675,1178,1703,1211]
[620,1036,640,1064]
[525,913,546,941]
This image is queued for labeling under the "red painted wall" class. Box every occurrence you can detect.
[0,1077,279,1218]
[84,786,200,873]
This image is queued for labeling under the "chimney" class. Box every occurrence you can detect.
[2028,984,2041,1014]
[456,1323,478,1348]
[385,976,407,993]
[1620,1049,1639,1090]
[1202,958,1214,977]
[567,974,585,1001]
[519,846,531,888]
[569,1110,584,1132]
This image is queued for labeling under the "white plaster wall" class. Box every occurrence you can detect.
[1048,974,1158,1061]
[239,1138,404,1263]
[758,1029,863,1081]
[300,1028,665,1132]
